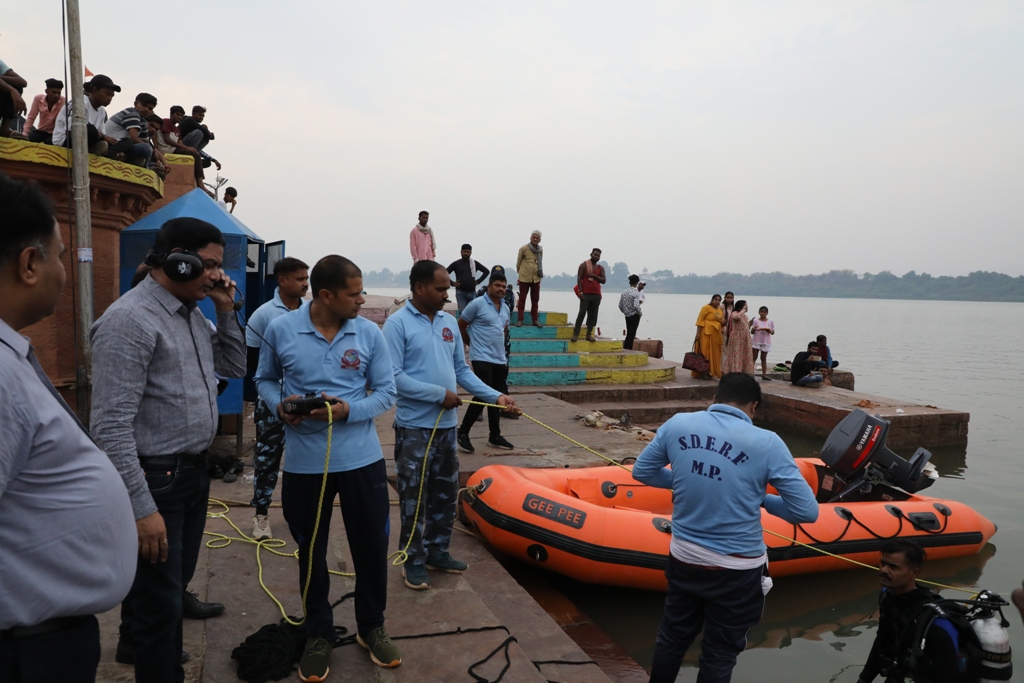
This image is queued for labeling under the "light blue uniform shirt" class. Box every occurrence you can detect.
[632,404,819,557]
[460,293,509,364]
[246,287,304,348]
[254,308,396,474]
[382,304,501,429]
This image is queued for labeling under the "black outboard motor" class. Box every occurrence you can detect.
[818,409,937,502]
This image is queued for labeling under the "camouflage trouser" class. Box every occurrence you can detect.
[251,399,285,514]
[394,425,459,567]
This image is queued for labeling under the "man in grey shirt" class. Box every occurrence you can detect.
[90,217,246,682]
[0,174,136,682]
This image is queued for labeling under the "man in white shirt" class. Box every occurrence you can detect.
[52,74,121,155]
[217,187,237,214]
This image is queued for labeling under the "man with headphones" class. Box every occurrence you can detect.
[90,218,246,683]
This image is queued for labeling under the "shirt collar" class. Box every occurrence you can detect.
[271,287,292,311]
[297,305,357,337]
[139,274,192,316]
[0,317,30,359]
[708,403,753,424]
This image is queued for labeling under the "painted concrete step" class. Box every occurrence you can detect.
[515,311,569,326]
[510,325,590,340]
[510,351,650,368]
[511,338,624,353]
[508,358,677,386]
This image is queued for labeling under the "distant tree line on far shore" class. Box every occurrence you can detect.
[361,265,1024,302]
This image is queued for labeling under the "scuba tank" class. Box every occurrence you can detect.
[968,591,1012,682]
[907,590,1012,682]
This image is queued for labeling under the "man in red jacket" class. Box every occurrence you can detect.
[571,248,605,342]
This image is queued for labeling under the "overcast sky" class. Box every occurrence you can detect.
[5,1,1023,277]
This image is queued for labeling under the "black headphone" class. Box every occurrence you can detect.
[145,248,205,282]
[144,248,245,310]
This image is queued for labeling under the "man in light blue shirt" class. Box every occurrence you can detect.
[254,255,401,677]
[382,260,520,592]
[632,373,818,683]
[244,256,308,541]
[457,268,514,452]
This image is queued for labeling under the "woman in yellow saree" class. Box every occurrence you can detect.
[692,294,724,379]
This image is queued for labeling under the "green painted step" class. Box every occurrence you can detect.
[510,351,649,368]
[509,325,584,340]
[514,311,568,326]
[510,339,623,353]
[507,358,677,386]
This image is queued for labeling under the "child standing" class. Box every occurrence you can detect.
[749,306,775,380]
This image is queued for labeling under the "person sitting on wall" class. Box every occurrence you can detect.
[0,56,27,138]
[790,341,825,387]
[816,334,838,378]
[105,92,159,167]
[21,78,65,144]
[157,105,212,192]
[52,75,121,156]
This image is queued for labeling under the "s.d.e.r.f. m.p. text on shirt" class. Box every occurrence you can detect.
[631,404,818,557]
[0,319,136,631]
[382,303,501,429]
[254,308,396,474]
[89,275,246,520]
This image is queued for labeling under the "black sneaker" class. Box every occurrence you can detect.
[488,435,514,450]
[298,636,332,682]
[457,432,475,453]
[183,590,225,619]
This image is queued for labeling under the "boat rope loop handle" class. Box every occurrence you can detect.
[762,527,978,596]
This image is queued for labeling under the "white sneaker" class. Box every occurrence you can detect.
[252,514,272,541]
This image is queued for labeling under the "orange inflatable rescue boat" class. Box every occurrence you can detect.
[461,410,996,591]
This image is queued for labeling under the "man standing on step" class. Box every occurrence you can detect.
[245,256,309,541]
[91,218,246,681]
[383,261,520,592]
[256,255,401,678]
[572,248,605,343]
[457,268,515,453]
[515,230,543,327]
[446,243,488,312]
[618,274,644,350]
[633,373,818,683]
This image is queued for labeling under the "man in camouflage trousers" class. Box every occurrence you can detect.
[245,257,309,540]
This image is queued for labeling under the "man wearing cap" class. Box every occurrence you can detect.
[21,78,65,144]
[446,244,488,312]
[52,74,121,155]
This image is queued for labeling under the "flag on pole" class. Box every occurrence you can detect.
[84,66,94,77]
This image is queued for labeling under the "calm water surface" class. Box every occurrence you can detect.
[370,288,1024,682]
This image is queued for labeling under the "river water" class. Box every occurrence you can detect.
[369,287,1024,681]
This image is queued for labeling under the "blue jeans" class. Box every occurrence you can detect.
[119,462,210,683]
[107,139,153,166]
[795,373,823,386]
[456,289,475,312]
[650,556,767,683]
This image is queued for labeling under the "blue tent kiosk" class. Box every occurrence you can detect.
[119,189,285,452]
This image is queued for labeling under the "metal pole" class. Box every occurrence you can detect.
[66,0,95,422]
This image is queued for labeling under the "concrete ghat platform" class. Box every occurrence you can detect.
[506,376,968,449]
[93,395,643,683]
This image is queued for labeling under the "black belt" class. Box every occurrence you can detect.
[139,451,207,469]
[0,616,87,641]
